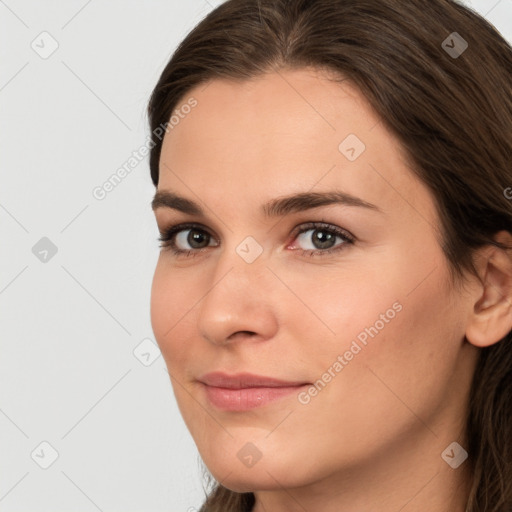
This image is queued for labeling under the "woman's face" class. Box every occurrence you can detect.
[150,68,479,493]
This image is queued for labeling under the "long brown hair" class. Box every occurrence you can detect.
[146,1,512,510]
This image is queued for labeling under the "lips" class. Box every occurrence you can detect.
[197,372,310,411]
[198,371,309,389]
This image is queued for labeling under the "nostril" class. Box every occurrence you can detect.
[228,330,257,340]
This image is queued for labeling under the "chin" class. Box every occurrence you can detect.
[212,472,294,493]
[203,455,313,493]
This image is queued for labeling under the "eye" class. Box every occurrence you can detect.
[157,221,355,258]
[289,222,355,257]
[157,222,218,257]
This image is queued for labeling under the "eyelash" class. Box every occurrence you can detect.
[157,221,355,259]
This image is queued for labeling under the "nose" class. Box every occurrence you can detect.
[196,247,279,347]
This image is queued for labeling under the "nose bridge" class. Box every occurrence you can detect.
[206,236,269,311]
[196,236,277,345]
[211,231,269,294]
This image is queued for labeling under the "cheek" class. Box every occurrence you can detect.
[150,261,171,343]
[284,247,458,411]
[348,280,456,421]
[276,258,404,365]
[150,260,191,369]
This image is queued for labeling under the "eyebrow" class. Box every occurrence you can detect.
[152,189,382,217]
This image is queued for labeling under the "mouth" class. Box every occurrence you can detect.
[198,371,311,411]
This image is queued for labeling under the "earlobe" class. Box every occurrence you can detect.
[465,231,512,348]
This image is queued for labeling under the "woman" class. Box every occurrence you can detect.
[147,0,512,510]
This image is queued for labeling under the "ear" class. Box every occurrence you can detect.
[465,231,512,348]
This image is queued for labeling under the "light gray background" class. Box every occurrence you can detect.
[1,1,511,511]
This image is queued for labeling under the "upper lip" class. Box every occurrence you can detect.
[199,372,309,389]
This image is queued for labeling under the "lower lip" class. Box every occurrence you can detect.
[201,383,309,411]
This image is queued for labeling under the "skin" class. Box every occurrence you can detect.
[150,67,512,512]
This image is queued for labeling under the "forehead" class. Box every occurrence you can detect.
[162,68,381,160]
[157,67,433,225]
